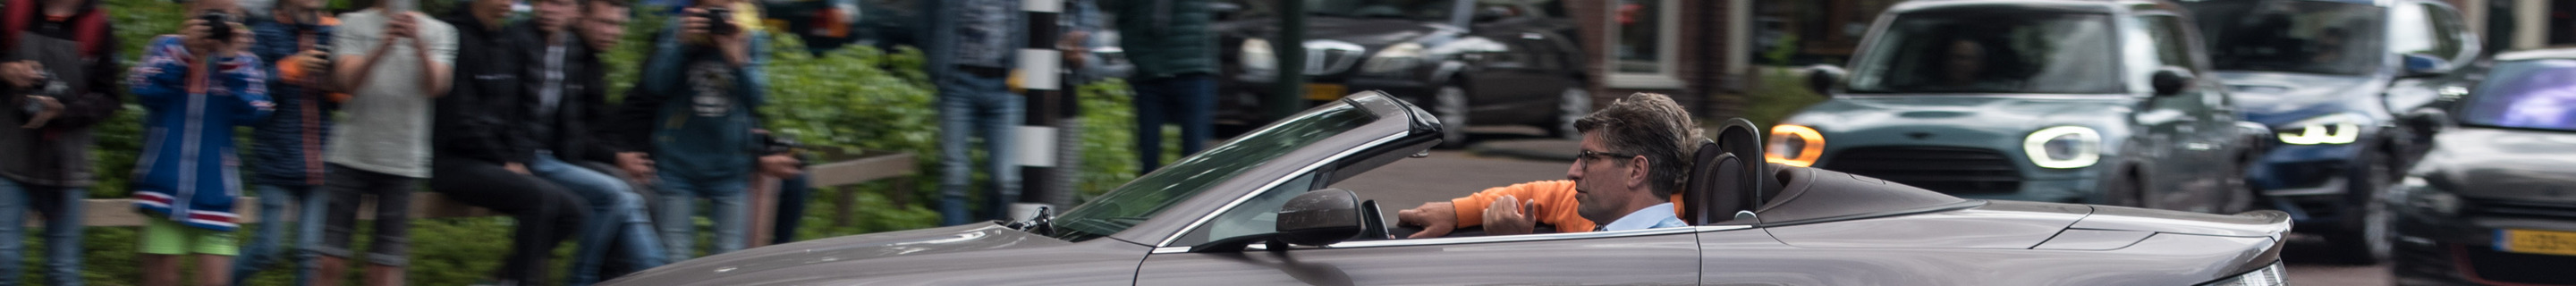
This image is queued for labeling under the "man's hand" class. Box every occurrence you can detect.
[20,96,60,129]
[1395,202,1458,239]
[504,162,531,175]
[181,19,217,53]
[0,61,40,88]
[1481,195,1539,235]
[385,13,419,46]
[616,152,656,181]
[758,154,801,178]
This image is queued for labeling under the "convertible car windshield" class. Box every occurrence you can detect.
[2182,0,2385,75]
[2462,60,2576,131]
[1052,104,1380,240]
[1846,12,2121,94]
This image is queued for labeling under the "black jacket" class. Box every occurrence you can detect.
[0,0,120,187]
[433,12,532,164]
[516,26,617,164]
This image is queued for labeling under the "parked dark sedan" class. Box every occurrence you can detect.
[2385,49,2576,286]
[2178,0,2481,264]
[598,91,2293,285]
[1214,0,1590,147]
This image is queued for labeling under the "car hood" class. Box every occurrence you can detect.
[1784,95,2135,147]
[2210,71,2383,125]
[1220,17,1453,47]
[604,223,1081,284]
[2417,128,2576,204]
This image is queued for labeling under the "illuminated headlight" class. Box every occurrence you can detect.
[1240,38,1275,71]
[1767,124,1825,167]
[2198,262,2286,286]
[2023,126,2102,169]
[2394,176,2462,215]
[2276,114,2368,145]
[1360,43,1427,75]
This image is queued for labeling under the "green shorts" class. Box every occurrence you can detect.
[140,218,237,256]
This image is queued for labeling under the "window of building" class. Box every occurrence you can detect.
[1606,0,1683,88]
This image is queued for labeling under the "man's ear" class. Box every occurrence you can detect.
[1626,156,1650,189]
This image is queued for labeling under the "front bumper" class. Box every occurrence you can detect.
[2389,200,2576,286]
[2251,143,2364,196]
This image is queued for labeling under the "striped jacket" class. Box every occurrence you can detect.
[128,35,274,231]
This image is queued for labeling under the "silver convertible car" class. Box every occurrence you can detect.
[601,92,2294,285]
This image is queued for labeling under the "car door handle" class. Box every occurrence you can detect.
[1521,32,1546,40]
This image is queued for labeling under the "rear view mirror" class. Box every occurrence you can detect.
[2151,67,2195,97]
[2402,54,2451,78]
[1805,64,1845,98]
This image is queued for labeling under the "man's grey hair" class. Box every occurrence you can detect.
[1573,93,1704,198]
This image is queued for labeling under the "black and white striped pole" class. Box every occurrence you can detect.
[1013,0,1078,219]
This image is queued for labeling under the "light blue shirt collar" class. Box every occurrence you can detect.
[1601,202,1687,231]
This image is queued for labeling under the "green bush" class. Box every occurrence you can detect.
[55,0,1152,284]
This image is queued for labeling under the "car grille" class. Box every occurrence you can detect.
[1301,41,1364,76]
[2460,245,2576,285]
[1822,147,2024,194]
[2469,199,2576,221]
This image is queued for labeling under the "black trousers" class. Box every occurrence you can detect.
[319,164,419,266]
[430,157,589,283]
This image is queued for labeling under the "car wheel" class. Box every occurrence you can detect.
[2326,150,2394,265]
[1543,86,1589,139]
[2102,167,2145,207]
[1431,84,1471,148]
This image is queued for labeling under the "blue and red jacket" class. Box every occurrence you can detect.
[248,13,337,187]
[128,35,274,231]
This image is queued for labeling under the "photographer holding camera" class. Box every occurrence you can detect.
[0,0,122,282]
[606,0,775,259]
[318,0,455,283]
[228,0,342,282]
[126,2,274,285]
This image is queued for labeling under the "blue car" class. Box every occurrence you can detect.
[2179,0,2482,265]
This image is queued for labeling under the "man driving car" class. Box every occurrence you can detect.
[1397,93,1700,237]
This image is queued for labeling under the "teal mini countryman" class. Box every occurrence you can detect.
[1780,0,2270,214]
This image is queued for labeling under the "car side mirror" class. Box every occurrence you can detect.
[2151,67,2195,97]
[2402,54,2451,79]
[1190,189,1368,253]
[1805,64,1845,98]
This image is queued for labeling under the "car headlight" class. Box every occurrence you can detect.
[2198,262,2286,286]
[2023,126,2102,169]
[2394,175,2461,215]
[1241,38,1275,71]
[2276,114,2368,145]
[1767,124,1825,167]
[1360,43,1427,75]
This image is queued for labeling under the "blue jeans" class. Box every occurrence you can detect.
[936,68,1024,226]
[654,171,749,259]
[231,184,327,286]
[532,152,667,285]
[0,178,83,286]
[1131,73,1216,173]
[770,173,809,244]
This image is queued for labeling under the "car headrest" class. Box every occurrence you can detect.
[1689,118,1770,224]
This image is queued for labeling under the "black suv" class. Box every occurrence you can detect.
[1214,0,1589,147]
[2179,0,2480,264]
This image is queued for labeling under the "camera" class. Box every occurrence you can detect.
[756,132,801,156]
[701,7,737,36]
[199,11,237,42]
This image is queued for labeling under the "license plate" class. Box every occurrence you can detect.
[1304,83,1350,101]
[2498,229,2576,257]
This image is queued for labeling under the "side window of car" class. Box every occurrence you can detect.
[2424,4,2470,59]
[2138,15,2200,70]
[1172,172,1320,246]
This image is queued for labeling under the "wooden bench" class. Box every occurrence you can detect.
[34,151,919,228]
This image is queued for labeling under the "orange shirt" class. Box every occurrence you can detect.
[1446,181,1686,233]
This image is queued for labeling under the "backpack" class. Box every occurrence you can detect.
[1,0,110,58]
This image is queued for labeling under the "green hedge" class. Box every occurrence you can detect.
[48,1,1150,284]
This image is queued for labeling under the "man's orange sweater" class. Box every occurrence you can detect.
[1447,181,1686,232]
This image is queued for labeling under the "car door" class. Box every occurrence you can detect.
[1132,181,1700,285]
[2124,13,2219,211]
[2142,13,2241,212]
[1460,3,1563,118]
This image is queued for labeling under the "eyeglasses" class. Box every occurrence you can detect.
[1576,150,1635,164]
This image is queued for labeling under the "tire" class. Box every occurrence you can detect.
[2101,166,2146,207]
[1542,86,1590,139]
[1430,85,1472,148]
[2325,150,2394,265]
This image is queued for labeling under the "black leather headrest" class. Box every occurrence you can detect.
[1682,118,1770,224]
[1683,140,1724,224]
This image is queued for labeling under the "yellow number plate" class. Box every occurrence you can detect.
[1304,83,1350,101]
[2499,229,2576,257]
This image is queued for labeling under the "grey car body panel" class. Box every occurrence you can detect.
[606,89,2288,285]
[2411,128,2576,205]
